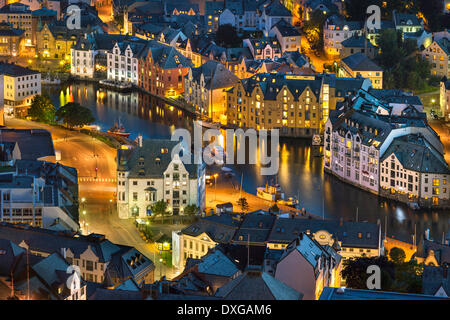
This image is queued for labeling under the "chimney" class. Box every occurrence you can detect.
[61,248,66,259]
[425,229,430,241]
[138,134,143,148]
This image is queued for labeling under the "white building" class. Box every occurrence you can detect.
[323,14,363,57]
[71,35,96,78]
[324,90,446,199]
[107,41,147,85]
[258,0,293,36]
[0,62,41,117]
[440,77,450,122]
[380,134,450,205]
[269,19,301,53]
[116,138,206,219]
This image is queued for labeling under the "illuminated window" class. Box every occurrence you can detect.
[433,179,440,186]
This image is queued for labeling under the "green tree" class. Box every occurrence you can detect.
[216,24,241,48]
[269,203,280,213]
[389,247,406,264]
[376,29,432,91]
[184,204,199,216]
[56,102,95,128]
[392,260,423,293]
[150,200,169,222]
[237,197,249,213]
[28,94,56,123]
[303,10,330,54]
[341,256,395,290]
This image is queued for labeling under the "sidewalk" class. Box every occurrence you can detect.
[205,174,320,219]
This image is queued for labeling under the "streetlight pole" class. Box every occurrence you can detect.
[214,173,218,201]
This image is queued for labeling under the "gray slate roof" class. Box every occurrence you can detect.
[215,271,303,300]
[320,286,449,300]
[117,139,200,179]
[341,35,375,48]
[181,213,241,243]
[189,60,240,90]
[268,218,380,249]
[341,52,383,72]
[380,134,450,174]
[0,129,54,160]
[422,266,450,296]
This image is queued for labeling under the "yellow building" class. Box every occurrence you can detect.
[185,60,240,123]
[339,52,383,89]
[36,23,80,60]
[422,37,450,78]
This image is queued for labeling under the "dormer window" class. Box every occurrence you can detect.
[155,157,161,165]
[161,148,168,154]
[138,157,144,166]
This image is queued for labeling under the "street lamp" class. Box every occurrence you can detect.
[213,173,219,201]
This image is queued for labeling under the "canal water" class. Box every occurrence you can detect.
[43,82,450,244]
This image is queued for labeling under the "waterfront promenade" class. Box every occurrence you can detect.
[205,173,322,219]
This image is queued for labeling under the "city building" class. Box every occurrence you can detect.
[0,3,32,51]
[0,222,155,286]
[243,37,283,60]
[214,267,303,300]
[116,138,206,219]
[422,37,450,78]
[392,10,424,36]
[138,40,192,98]
[0,239,87,300]
[226,73,371,137]
[258,0,293,36]
[440,76,450,121]
[184,60,240,123]
[0,128,80,231]
[71,34,96,78]
[319,286,449,300]
[204,0,261,33]
[339,53,383,89]
[0,62,40,117]
[422,265,450,297]
[268,19,301,53]
[107,39,147,85]
[266,217,382,259]
[274,233,342,300]
[36,22,81,60]
[0,22,24,57]
[174,211,382,270]
[379,134,450,206]
[340,34,377,60]
[173,247,241,294]
[323,14,363,57]
[417,239,450,266]
[172,213,241,269]
[324,89,447,205]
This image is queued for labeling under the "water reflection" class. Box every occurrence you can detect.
[44,82,194,140]
[43,82,450,243]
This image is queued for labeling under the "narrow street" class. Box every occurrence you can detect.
[5,117,177,279]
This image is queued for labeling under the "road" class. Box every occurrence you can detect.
[430,119,450,164]
[205,173,320,219]
[300,35,335,73]
[5,117,178,280]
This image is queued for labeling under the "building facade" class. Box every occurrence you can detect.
[0,62,40,117]
[116,138,206,219]
[185,60,240,123]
